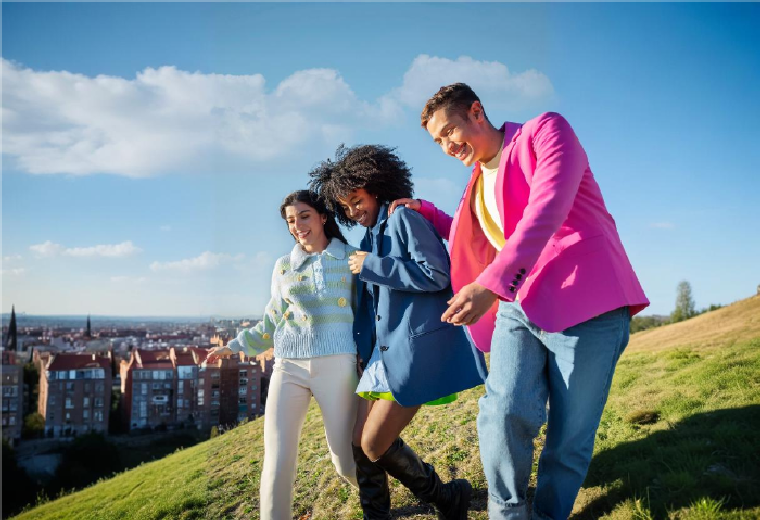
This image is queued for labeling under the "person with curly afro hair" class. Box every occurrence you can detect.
[309,144,487,520]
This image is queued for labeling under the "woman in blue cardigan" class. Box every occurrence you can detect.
[310,145,487,520]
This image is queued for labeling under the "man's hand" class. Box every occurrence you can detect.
[441,282,498,326]
[348,251,369,274]
[207,345,234,363]
[388,198,421,215]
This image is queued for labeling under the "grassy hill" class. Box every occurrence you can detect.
[13,297,760,520]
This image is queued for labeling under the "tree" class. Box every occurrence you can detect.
[671,280,696,323]
[23,412,46,439]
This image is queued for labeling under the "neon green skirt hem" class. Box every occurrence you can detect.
[357,391,458,406]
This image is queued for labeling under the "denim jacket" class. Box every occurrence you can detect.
[353,204,487,406]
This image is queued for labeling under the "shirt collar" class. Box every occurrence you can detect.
[290,237,346,271]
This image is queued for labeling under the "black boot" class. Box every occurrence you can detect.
[374,438,472,520]
[353,444,391,520]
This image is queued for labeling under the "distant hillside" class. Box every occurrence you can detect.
[12,296,760,520]
[628,295,760,353]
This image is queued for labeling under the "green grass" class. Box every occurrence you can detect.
[12,299,760,520]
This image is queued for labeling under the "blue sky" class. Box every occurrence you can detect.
[2,2,759,317]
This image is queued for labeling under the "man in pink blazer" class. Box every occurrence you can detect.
[392,83,648,519]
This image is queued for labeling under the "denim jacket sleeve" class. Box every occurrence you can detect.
[359,207,450,293]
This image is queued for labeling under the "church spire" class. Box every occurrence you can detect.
[86,313,92,338]
[5,304,18,351]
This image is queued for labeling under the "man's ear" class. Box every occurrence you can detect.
[470,100,485,122]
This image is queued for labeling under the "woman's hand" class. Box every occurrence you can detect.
[206,345,234,363]
[356,353,364,378]
[348,251,369,274]
[441,282,498,326]
[388,198,421,215]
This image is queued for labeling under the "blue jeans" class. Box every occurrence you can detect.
[477,301,630,520]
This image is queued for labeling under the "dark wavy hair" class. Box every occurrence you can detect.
[279,190,347,244]
[308,144,414,227]
[420,82,488,129]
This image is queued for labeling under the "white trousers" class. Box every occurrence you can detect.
[259,353,360,520]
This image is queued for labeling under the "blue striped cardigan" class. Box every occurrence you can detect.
[227,238,359,359]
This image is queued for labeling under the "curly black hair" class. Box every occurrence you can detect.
[308,144,414,227]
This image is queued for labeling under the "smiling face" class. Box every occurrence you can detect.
[336,188,380,228]
[425,101,494,167]
[284,202,329,252]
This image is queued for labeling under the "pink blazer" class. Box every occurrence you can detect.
[420,112,649,352]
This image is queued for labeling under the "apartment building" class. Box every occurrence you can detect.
[197,351,262,429]
[1,351,24,445]
[38,353,112,437]
[120,349,175,430]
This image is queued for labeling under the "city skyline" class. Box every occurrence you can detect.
[3,3,759,316]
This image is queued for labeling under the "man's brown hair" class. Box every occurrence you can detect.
[420,83,485,129]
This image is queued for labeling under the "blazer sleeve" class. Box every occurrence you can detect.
[227,259,286,356]
[360,207,451,293]
[476,112,588,300]
[418,199,454,240]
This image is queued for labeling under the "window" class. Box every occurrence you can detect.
[49,395,56,405]
[83,397,90,407]
[10,402,18,412]
[83,409,90,420]
[84,383,91,392]
[8,415,16,426]
[65,412,71,422]
[211,390,220,398]
[94,398,104,408]
[141,384,148,396]
[178,381,184,393]
[65,398,74,409]
[239,378,248,385]
[95,383,104,393]
[198,378,204,387]
[197,389,205,406]
[178,366,195,379]
[139,402,147,418]
[94,410,104,422]
[47,371,56,381]
[66,383,75,392]
[238,397,247,404]
[239,370,247,377]
[153,383,161,390]
[238,387,247,396]
[211,372,220,379]
[177,399,184,409]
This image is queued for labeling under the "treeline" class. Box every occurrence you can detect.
[630,280,722,334]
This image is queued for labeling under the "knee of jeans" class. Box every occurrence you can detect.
[480,397,545,437]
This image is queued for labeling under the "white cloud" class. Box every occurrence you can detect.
[389,55,554,112]
[650,222,675,229]
[150,251,244,274]
[64,240,142,258]
[3,255,23,262]
[2,55,552,177]
[29,240,64,258]
[29,239,141,258]
[2,59,387,177]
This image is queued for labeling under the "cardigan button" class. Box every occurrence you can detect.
[301,315,308,322]
[379,346,389,351]
[341,276,347,283]
[338,297,348,308]
[262,333,271,340]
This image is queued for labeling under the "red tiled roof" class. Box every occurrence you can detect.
[134,348,173,368]
[48,353,110,371]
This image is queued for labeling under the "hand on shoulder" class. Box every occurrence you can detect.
[388,198,421,215]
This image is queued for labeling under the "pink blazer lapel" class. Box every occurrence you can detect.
[494,123,523,231]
